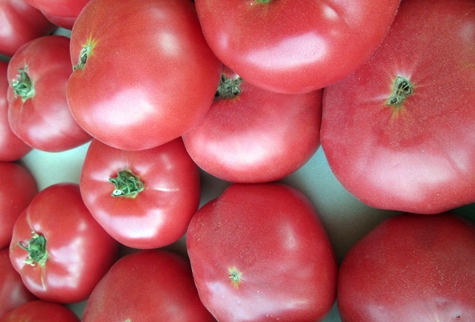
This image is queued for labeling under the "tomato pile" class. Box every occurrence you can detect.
[1,0,475,321]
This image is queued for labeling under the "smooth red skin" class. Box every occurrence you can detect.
[9,183,119,304]
[0,300,79,322]
[67,0,222,151]
[0,0,56,57]
[187,183,338,322]
[80,138,201,249]
[24,0,90,29]
[195,0,400,94]
[321,0,475,214]
[0,248,37,317]
[183,67,322,183]
[0,162,37,249]
[82,250,215,322]
[338,213,475,321]
[7,36,92,152]
[0,62,32,161]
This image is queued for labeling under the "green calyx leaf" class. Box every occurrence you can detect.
[12,67,35,102]
[215,74,243,101]
[386,75,414,108]
[17,231,48,267]
[109,169,145,198]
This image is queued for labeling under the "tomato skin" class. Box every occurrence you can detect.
[0,162,37,249]
[321,0,475,214]
[9,183,119,304]
[80,138,201,249]
[187,183,337,322]
[183,66,322,183]
[0,62,32,161]
[338,213,475,321]
[24,0,90,29]
[82,249,215,321]
[67,0,222,151]
[0,0,56,57]
[0,300,79,322]
[7,36,92,152]
[0,248,37,317]
[195,0,400,94]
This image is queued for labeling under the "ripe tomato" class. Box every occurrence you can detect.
[9,183,119,304]
[0,162,37,249]
[183,66,322,183]
[0,62,31,161]
[338,213,475,321]
[24,0,90,29]
[321,0,475,214]
[7,35,92,152]
[0,0,56,57]
[82,249,215,321]
[67,0,222,151]
[194,0,400,94]
[187,183,338,321]
[0,300,79,322]
[80,138,200,249]
[0,248,37,317]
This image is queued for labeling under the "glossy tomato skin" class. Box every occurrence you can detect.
[338,213,475,321]
[0,62,32,161]
[321,0,475,214]
[0,0,56,57]
[7,36,92,152]
[82,249,215,322]
[0,162,37,249]
[195,0,400,94]
[80,138,200,249]
[0,300,79,322]
[24,0,90,29]
[183,66,322,183]
[67,0,222,151]
[0,248,37,317]
[187,183,338,322]
[9,183,119,304]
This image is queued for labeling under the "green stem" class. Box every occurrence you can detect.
[109,169,145,198]
[215,74,243,101]
[386,76,414,108]
[73,43,93,71]
[12,68,35,102]
[16,231,48,267]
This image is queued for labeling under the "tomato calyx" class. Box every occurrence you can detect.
[12,67,35,102]
[215,74,243,101]
[228,266,242,289]
[15,231,49,267]
[109,169,145,198]
[73,38,96,71]
[386,75,414,108]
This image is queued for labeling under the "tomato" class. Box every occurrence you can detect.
[338,213,475,321]
[0,62,32,161]
[82,249,215,321]
[9,183,119,304]
[67,0,222,151]
[24,0,90,29]
[0,300,79,322]
[182,66,322,183]
[7,35,91,152]
[0,248,37,317]
[0,162,37,249]
[321,0,475,214]
[80,138,200,249]
[187,183,337,321]
[194,0,400,94]
[0,0,56,57]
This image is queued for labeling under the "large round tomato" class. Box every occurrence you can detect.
[194,0,400,94]
[321,0,475,214]
[7,35,92,152]
[0,248,37,317]
[9,183,119,304]
[0,300,79,322]
[24,0,90,29]
[67,0,222,151]
[0,62,32,161]
[338,213,475,321]
[0,0,56,57]
[187,183,338,321]
[80,138,200,249]
[82,249,215,321]
[0,162,37,249]
[183,66,322,183]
